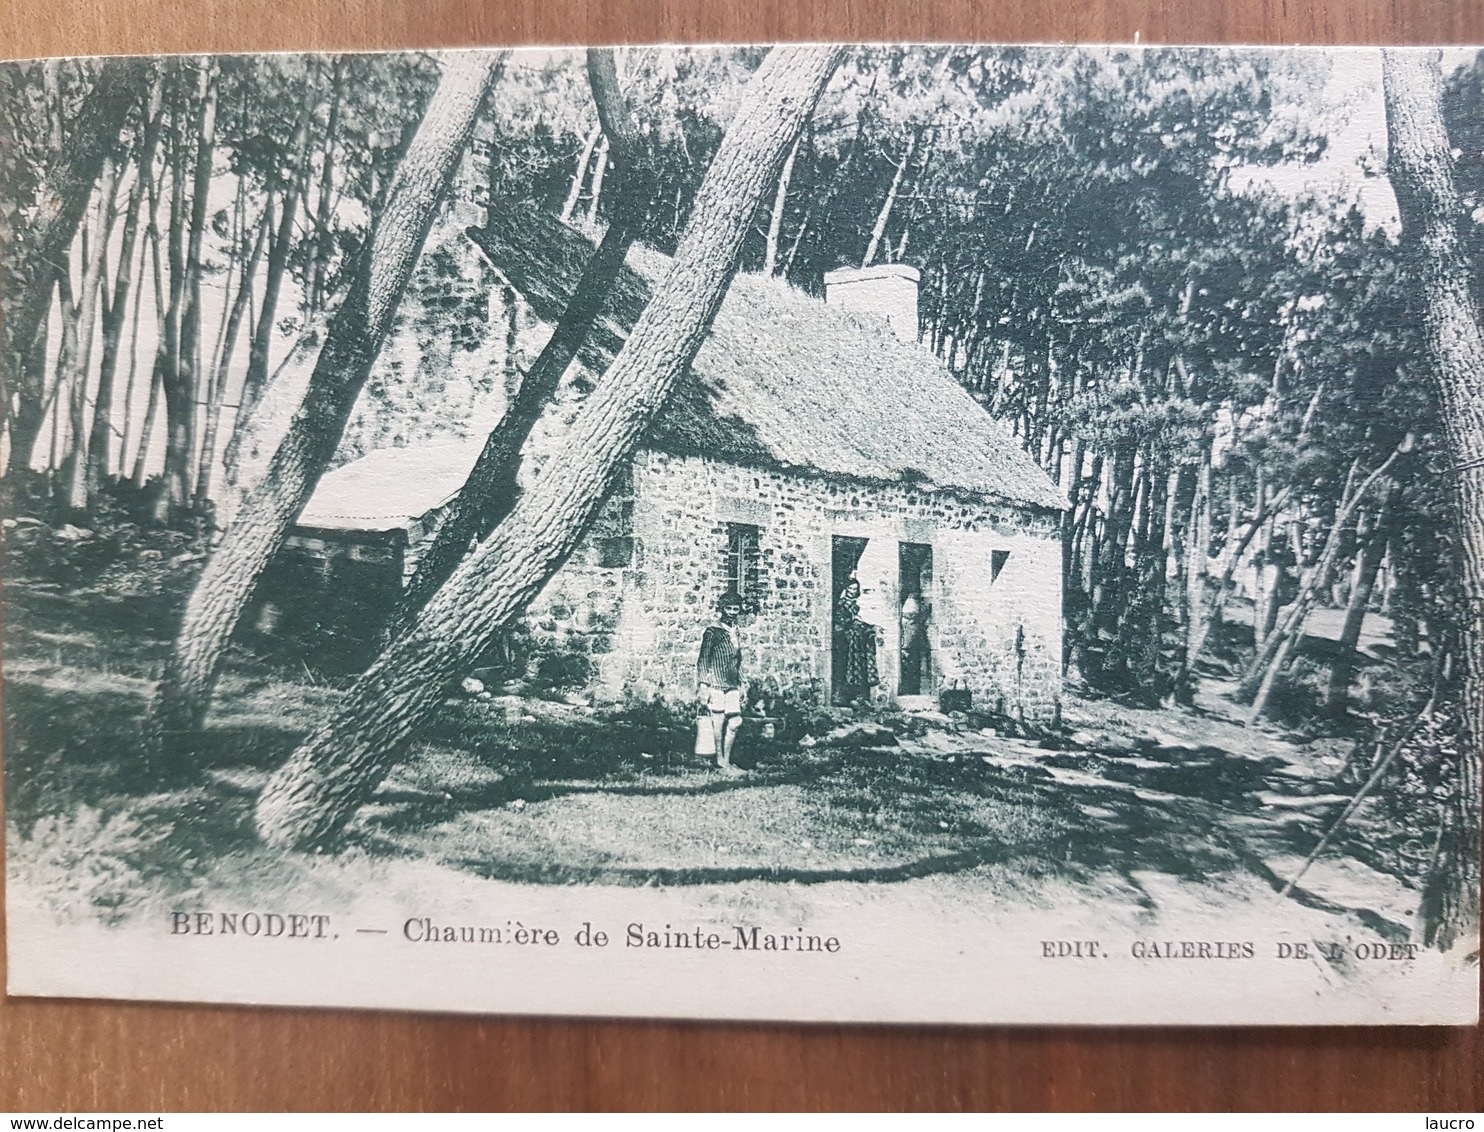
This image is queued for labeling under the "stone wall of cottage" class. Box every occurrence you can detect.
[335,202,532,465]
[523,448,1063,719]
[518,469,637,686]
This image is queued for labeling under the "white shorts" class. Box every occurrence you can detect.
[703,686,742,715]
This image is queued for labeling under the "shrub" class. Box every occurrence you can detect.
[8,806,174,924]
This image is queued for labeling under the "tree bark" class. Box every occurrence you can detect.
[50,269,80,497]
[167,59,219,516]
[862,128,918,269]
[763,133,800,277]
[147,53,506,747]
[224,101,313,487]
[386,50,644,640]
[1175,453,1213,702]
[1183,481,1292,688]
[779,127,817,279]
[254,44,844,851]
[1324,492,1393,716]
[308,58,343,315]
[151,80,190,523]
[1243,445,1406,722]
[194,202,269,514]
[89,76,164,494]
[585,134,610,225]
[129,369,162,488]
[560,124,600,224]
[115,227,150,478]
[3,58,147,468]
[131,161,169,489]
[1384,48,1484,952]
[63,173,117,513]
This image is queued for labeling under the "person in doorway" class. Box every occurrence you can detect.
[697,588,746,775]
[834,575,880,706]
[899,587,927,696]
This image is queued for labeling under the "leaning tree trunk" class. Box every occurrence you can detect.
[861,128,917,269]
[1384,49,1484,952]
[3,58,146,462]
[146,54,506,748]
[1243,445,1405,723]
[386,49,645,639]
[254,44,844,851]
[560,124,601,224]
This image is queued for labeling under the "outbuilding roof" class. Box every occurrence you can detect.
[295,439,486,531]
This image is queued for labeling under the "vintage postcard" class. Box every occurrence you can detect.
[2,44,1480,1025]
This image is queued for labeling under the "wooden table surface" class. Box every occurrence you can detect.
[1,0,1481,1112]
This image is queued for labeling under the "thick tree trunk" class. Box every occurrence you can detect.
[387,50,644,639]
[1384,49,1484,952]
[254,44,844,851]
[3,58,146,453]
[147,54,505,747]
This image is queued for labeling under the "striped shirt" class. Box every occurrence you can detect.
[697,624,742,689]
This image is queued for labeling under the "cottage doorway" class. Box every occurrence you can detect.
[898,542,933,696]
[831,535,869,704]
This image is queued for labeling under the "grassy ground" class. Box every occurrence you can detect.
[1,517,1429,949]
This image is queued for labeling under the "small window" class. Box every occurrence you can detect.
[725,523,762,608]
[991,549,1010,584]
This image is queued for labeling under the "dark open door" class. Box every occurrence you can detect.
[898,542,933,696]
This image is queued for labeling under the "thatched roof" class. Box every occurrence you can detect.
[468,208,1065,511]
[299,209,1065,533]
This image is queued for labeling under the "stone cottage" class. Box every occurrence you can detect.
[275,210,1067,719]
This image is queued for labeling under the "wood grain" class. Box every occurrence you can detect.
[2,0,1481,1112]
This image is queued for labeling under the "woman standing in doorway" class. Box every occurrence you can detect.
[834,576,880,706]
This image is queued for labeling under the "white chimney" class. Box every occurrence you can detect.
[823,264,920,344]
